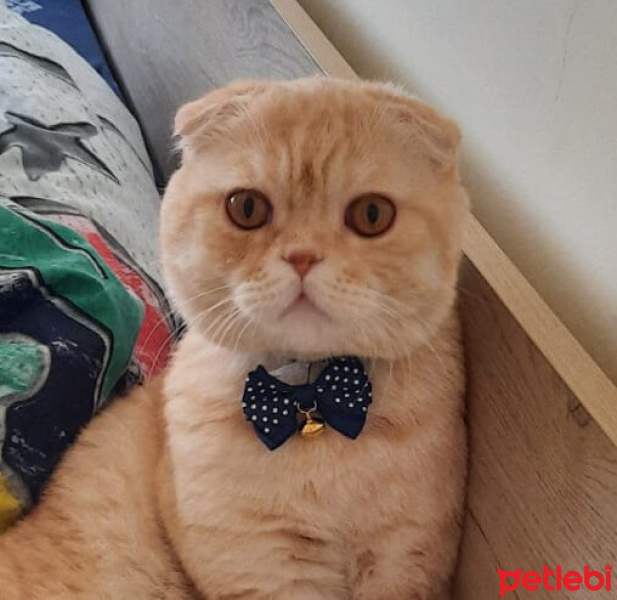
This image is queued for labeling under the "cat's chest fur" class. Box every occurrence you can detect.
[164,333,395,521]
[160,327,464,581]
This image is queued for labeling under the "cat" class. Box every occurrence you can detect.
[0,76,470,599]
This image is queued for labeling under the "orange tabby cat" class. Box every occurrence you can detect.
[0,77,470,599]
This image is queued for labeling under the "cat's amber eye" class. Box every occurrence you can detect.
[225,189,272,230]
[345,194,396,237]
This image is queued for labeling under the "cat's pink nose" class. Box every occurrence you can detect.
[285,251,321,278]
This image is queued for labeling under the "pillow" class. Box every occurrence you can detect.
[0,5,175,529]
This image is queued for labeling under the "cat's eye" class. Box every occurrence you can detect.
[225,189,272,230]
[345,194,396,237]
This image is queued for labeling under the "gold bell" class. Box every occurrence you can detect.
[300,412,325,439]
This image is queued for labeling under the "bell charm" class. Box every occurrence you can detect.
[300,412,325,439]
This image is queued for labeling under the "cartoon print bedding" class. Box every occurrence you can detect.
[0,6,175,528]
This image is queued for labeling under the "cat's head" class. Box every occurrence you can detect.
[161,77,469,359]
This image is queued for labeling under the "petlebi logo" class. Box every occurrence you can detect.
[499,564,612,596]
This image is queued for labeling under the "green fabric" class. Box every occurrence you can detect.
[0,204,143,403]
[0,337,48,399]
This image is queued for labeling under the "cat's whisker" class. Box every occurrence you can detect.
[138,315,179,367]
[173,284,233,312]
[184,296,237,332]
[210,307,244,347]
[232,314,255,354]
[148,304,182,328]
[340,292,432,390]
[180,303,223,340]
[160,285,234,339]
[217,309,244,346]
[365,290,450,366]
[313,282,447,379]
[149,327,183,376]
[120,286,217,368]
[368,313,404,388]
[189,308,232,343]
[194,299,243,347]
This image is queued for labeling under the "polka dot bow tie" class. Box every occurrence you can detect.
[242,357,373,450]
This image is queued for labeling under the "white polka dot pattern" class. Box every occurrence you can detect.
[242,357,372,450]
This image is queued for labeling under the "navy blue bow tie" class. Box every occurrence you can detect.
[242,357,372,450]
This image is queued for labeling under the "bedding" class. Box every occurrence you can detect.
[0,5,175,529]
[6,0,122,97]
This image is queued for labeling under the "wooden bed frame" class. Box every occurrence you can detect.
[86,1,617,596]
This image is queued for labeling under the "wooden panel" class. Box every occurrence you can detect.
[85,0,322,181]
[462,217,617,448]
[454,257,617,598]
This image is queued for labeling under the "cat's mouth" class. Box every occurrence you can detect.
[295,292,315,309]
[282,290,330,320]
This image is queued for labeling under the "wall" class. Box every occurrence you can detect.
[296,0,617,383]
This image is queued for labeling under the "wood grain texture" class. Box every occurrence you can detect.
[462,217,617,447]
[86,0,322,180]
[269,0,357,80]
[455,257,617,598]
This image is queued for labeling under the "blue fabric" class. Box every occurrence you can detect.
[243,357,372,450]
[7,0,123,99]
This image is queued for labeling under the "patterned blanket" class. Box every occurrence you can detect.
[0,5,175,528]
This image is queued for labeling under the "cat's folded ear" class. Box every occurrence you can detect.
[174,80,269,154]
[379,86,462,176]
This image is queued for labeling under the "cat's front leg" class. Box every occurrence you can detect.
[267,582,350,600]
[214,588,346,600]
[350,519,459,600]
[198,564,350,600]
[171,512,352,600]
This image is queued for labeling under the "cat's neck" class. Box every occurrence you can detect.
[173,329,369,385]
[165,319,462,428]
